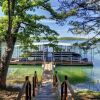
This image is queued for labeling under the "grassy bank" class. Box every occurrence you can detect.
[55,66,89,84]
[76,90,100,100]
[7,65,43,85]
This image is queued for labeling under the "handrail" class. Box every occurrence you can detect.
[34,71,38,88]
[66,80,75,98]
[56,73,62,100]
[53,71,76,100]
[53,71,61,100]
[17,71,40,100]
[33,71,40,97]
[17,81,27,100]
[56,73,61,89]
[61,76,76,100]
[17,76,30,100]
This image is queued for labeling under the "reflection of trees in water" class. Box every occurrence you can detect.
[82,67,100,91]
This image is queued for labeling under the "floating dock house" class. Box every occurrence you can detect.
[1,42,93,66]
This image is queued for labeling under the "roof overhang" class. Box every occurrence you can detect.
[33,42,72,46]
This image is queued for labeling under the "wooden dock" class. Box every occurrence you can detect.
[10,60,93,66]
[17,62,77,100]
[34,63,57,100]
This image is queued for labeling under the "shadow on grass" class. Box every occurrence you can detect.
[0,85,20,92]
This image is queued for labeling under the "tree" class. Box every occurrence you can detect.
[58,0,100,48]
[0,0,77,87]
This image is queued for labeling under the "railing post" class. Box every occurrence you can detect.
[33,77,35,97]
[53,71,57,87]
[64,75,68,100]
[61,83,64,100]
[34,71,38,88]
[25,76,31,100]
[55,71,58,86]
[53,75,55,87]
[61,75,68,100]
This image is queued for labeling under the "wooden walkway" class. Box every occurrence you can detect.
[33,63,57,100]
[17,62,76,100]
[10,60,93,66]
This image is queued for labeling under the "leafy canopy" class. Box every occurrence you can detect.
[58,0,100,48]
[0,0,77,49]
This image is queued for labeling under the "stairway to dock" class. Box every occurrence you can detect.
[17,62,75,100]
[35,62,57,100]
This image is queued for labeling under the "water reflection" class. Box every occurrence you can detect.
[73,67,100,92]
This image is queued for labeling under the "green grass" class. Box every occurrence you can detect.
[7,65,43,85]
[55,66,89,84]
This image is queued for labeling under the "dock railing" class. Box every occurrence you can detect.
[17,71,40,100]
[53,71,76,100]
[53,71,61,100]
[17,76,31,100]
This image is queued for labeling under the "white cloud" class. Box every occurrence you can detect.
[39,19,56,23]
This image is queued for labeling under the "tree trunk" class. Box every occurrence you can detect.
[0,0,18,87]
[0,37,16,87]
[0,42,1,61]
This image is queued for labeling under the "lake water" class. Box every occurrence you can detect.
[59,40,100,91]
[5,40,100,91]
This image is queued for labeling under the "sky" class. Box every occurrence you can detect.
[0,7,4,16]
[0,0,95,38]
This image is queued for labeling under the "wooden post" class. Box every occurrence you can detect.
[55,71,57,83]
[53,76,56,86]
[61,83,64,100]
[64,76,68,100]
[53,75,55,87]
[33,77,35,97]
[25,76,28,100]
[34,71,37,88]
[61,75,68,100]
[53,71,58,87]
[25,76,31,100]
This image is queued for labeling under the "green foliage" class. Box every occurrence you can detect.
[0,0,77,51]
[66,1,100,47]
[70,21,95,35]
[2,0,8,14]
[0,0,76,50]
[0,0,78,86]
[42,2,77,20]
[0,16,8,40]
[20,53,29,58]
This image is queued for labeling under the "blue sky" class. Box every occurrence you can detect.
[0,7,4,16]
[0,1,95,38]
